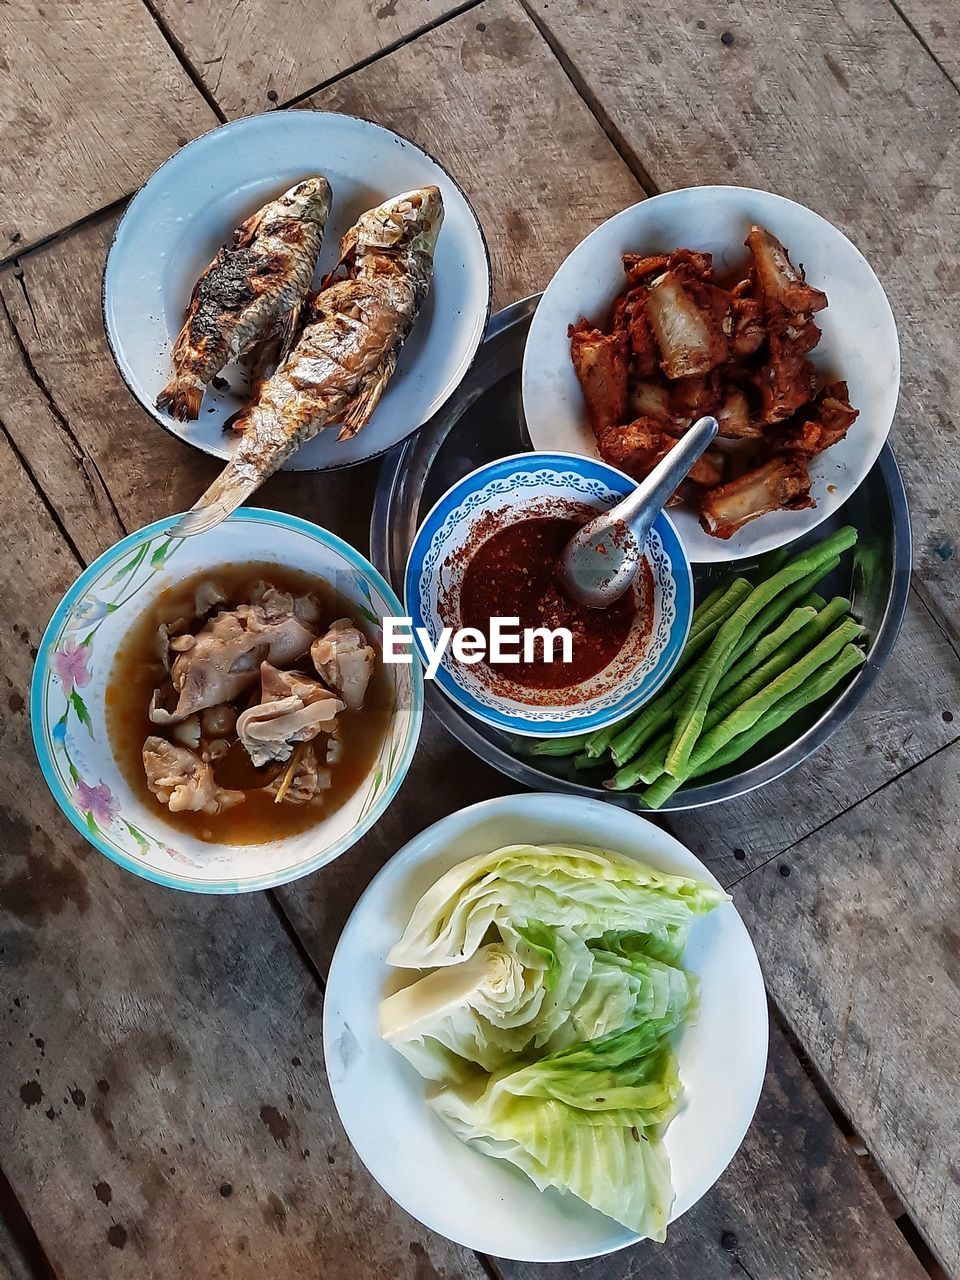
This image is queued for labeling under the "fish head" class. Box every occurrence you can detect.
[354,186,444,257]
[277,176,333,225]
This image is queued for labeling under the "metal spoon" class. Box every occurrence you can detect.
[558,415,719,609]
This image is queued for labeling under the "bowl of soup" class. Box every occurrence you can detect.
[404,452,692,737]
[31,508,422,892]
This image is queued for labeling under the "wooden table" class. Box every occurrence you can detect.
[0,2,957,1277]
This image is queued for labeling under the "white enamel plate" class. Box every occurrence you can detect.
[522,186,900,562]
[323,793,768,1262]
[103,111,491,470]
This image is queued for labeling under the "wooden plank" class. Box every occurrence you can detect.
[0,438,486,1280]
[0,0,217,255]
[150,0,464,118]
[499,1019,928,1280]
[300,0,643,308]
[0,218,376,559]
[0,4,938,1278]
[0,1205,36,1280]
[733,740,960,1275]
[672,592,960,881]
[524,0,960,639]
[890,0,960,87]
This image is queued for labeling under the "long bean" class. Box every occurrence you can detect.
[609,603,849,790]
[690,644,867,777]
[529,731,593,758]
[665,527,857,777]
[726,558,840,670]
[717,598,849,697]
[641,642,867,808]
[605,579,752,766]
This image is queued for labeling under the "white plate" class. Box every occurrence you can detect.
[103,111,491,470]
[521,186,900,562]
[323,793,768,1262]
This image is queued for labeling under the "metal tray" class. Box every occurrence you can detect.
[371,296,912,811]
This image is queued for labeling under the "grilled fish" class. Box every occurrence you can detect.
[171,185,444,537]
[157,176,332,422]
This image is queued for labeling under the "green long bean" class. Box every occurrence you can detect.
[641,642,866,807]
[609,604,851,791]
[690,644,867,778]
[604,579,753,766]
[665,527,858,777]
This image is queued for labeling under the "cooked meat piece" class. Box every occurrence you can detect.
[596,418,675,479]
[168,613,269,721]
[235,587,320,662]
[155,616,192,671]
[772,380,859,457]
[746,225,827,316]
[644,267,728,379]
[626,300,659,376]
[623,248,714,286]
[266,743,332,805]
[714,387,764,439]
[628,378,673,420]
[668,373,721,419]
[569,319,628,434]
[194,580,227,617]
[687,445,728,489]
[754,328,817,424]
[699,454,814,539]
[170,714,201,750]
[142,736,244,814]
[728,287,766,357]
[312,619,376,710]
[200,704,238,739]
[237,661,343,768]
[167,592,319,720]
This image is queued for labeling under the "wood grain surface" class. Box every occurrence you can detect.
[0,431,487,1280]
[734,740,960,1274]
[0,0,955,1276]
[0,0,216,257]
[526,0,960,641]
[500,1019,929,1280]
[150,0,467,117]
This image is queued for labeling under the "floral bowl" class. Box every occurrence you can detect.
[404,452,693,737]
[31,508,423,893]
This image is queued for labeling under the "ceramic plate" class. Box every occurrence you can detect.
[31,508,423,893]
[103,111,491,470]
[323,792,768,1262]
[404,452,693,736]
[521,186,900,562]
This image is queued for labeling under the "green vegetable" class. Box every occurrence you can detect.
[665,527,857,778]
[431,1023,682,1240]
[642,631,865,808]
[388,844,727,970]
[382,844,728,1238]
[691,643,867,778]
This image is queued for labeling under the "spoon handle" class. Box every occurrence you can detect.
[621,415,719,544]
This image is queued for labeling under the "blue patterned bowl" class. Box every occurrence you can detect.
[31,508,423,893]
[405,453,692,737]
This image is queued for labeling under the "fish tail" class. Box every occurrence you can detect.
[156,374,204,421]
[168,464,261,537]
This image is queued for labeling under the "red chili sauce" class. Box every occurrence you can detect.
[458,516,642,690]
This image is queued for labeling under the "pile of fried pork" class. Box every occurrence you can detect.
[569,226,859,539]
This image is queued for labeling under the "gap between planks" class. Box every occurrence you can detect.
[2,5,952,1272]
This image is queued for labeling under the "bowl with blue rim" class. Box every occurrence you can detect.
[31,507,423,893]
[404,451,693,738]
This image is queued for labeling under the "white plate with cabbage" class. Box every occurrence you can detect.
[322,793,767,1262]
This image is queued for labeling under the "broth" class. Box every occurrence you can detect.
[106,562,391,845]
